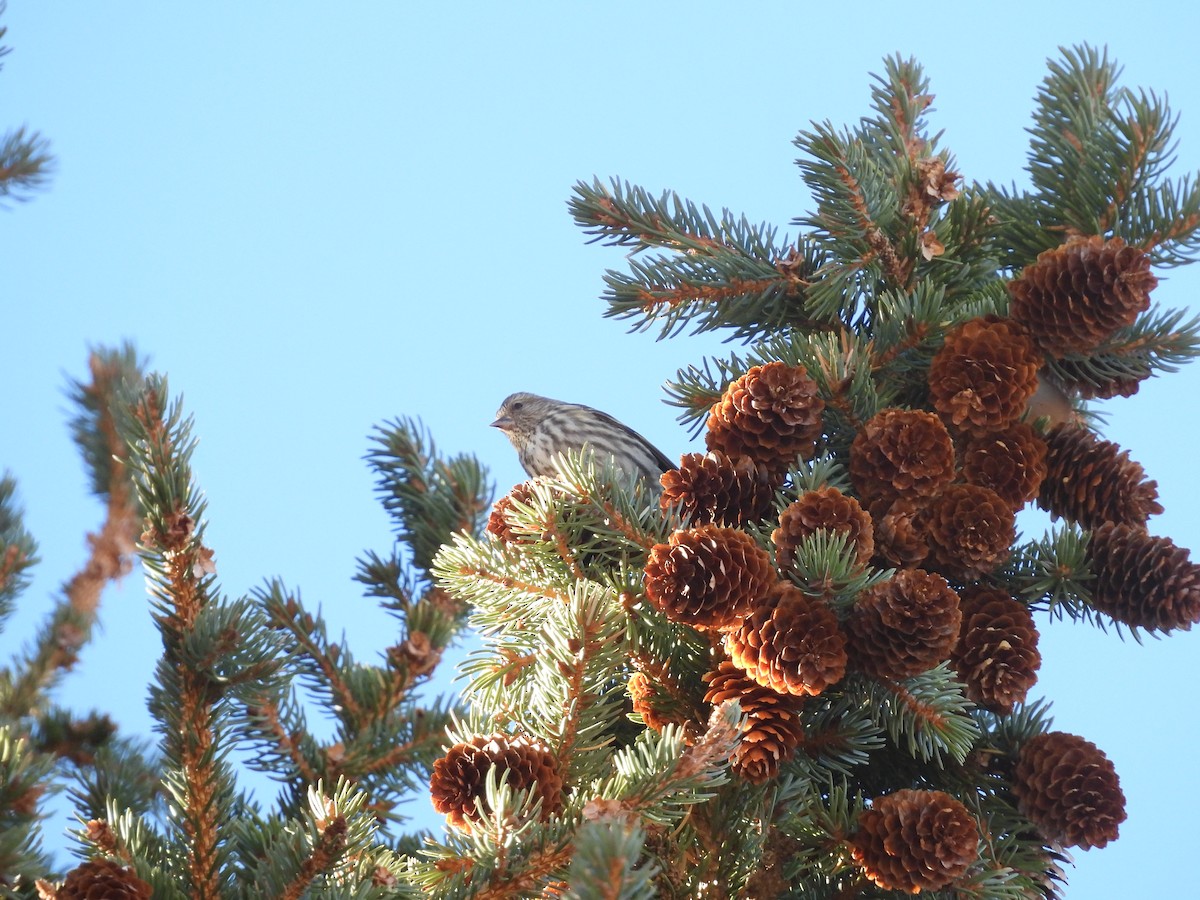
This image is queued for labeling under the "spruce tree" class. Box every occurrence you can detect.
[3,41,1200,899]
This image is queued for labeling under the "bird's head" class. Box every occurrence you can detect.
[491,392,553,441]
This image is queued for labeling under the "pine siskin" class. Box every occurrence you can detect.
[492,392,674,488]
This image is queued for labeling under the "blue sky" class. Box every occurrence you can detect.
[2,3,1198,894]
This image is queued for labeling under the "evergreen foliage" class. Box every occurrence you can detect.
[3,34,1199,900]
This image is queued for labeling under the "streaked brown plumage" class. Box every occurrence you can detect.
[492,392,673,488]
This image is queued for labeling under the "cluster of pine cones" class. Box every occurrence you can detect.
[435,235,1195,893]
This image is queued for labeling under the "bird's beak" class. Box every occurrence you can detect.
[491,416,511,432]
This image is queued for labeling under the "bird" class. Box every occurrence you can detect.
[491,392,674,488]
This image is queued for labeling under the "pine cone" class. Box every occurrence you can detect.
[849,408,956,506]
[430,734,563,831]
[772,487,874,574]
[703,659,805,783]
[928,315,1042,435]
[950,587,1041,715]
[960,422,1048,511]
[644,525,776,630]
[852,789,979,892]
[1037,425,1163,530]
[1008,236,1157,357]
[924,484,1015,579]
[486,480,540,543]
[54,860,152,900]
[659,450,777,526]
[846,569,962,679]
[725,582,847,697]
[1012,731,1126,849]
[1089,522,1200,632]
[871,498,931,569]
[628,672,692,733]
[705,362,825,472]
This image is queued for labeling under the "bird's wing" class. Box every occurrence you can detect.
[587,406,676,473]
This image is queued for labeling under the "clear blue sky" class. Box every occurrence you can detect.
[2,4,1198,895]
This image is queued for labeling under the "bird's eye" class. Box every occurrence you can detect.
[511,401,524,411]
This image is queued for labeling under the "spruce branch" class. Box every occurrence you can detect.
[864,54,938,161]
[367,417,493,577]
[3,350,143,721]
[0,125,53,203]
[564,818,656,900]
[228,780,407,899]
[570,177,785,258]
[986,45,1200,268]
[569,177,829,341]
[251,579,457,828]
[1002,525,1095,623]
[0,729,56,886]
[0,7,54,204]
[595,704,737,828]
[792,699,886,780]
[1042,305,1200,394]
[118,375,235,899]
[851,666,980,766]
[0,475,37,627]
[65,737,163,826]
[598,249,812,341]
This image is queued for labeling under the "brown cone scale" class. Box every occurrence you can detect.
[924,484,1015,579]
[1012,731,1126,849]
[960,422,1048,511]
[659,450,777,526]
[1038,426,1162,530]
[950,587,1041,714]
[928,315,1042,436]
[644,525,776,630]
[850,408,956,507]
[725,582,847,697]
[845,569,962,680]
[430,734,563,831]
[852,789,979,892]
[1008,236,1157,357]
[51,860,153,900]
[1089,522,1200,633]
[706,362,825,473]
[703,659,805,783]
[772,487,874,574]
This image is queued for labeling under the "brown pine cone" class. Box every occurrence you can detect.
[1038,425,1163,530]
[703,659,805,783]
[871,498,931,569]
[628,672,692,734]
[644,525,776,630]
[53,860,152,900]
[659,450,777,526]
[1008,236,1157,357]
[705,362,825,473]
[960,422,1048,511]
[845,569,962,680]
[486,480,540,543]
[928,315,1043,436]
[924,484,1016,579]
[849,408,956,506]
[725,582,847,697]
[1012,731,1126,849]
[852,789,979,892]
[430,734,563,831]
[1089,522,1200,632]
[772,487,874,574]
[950,587,1041,715]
